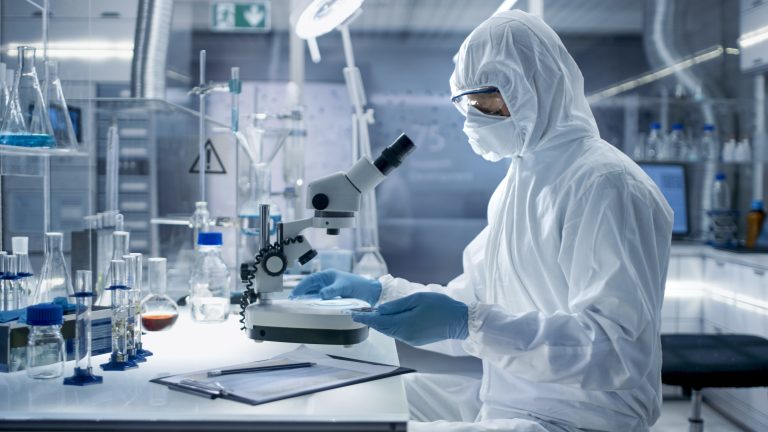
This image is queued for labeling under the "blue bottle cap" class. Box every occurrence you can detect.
[26,303,63,326]
[703,124,715,131]
[715,172,726,181]
[672,123,684,131]
[651,122,661,130]
[751,199,764,211]
[197,232,223,246]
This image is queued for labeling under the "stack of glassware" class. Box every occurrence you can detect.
[0,46,79,150]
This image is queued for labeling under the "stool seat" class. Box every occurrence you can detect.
[661,333,768,390]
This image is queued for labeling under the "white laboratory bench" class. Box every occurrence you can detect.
[666,243,768,431]
[0,307,409,431]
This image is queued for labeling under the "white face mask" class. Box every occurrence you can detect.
[462,108,518,162]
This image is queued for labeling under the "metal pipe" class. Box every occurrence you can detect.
[755,74,765,201]
[260,204,270,251]
[131,0,174,98]
[198,50,207,203]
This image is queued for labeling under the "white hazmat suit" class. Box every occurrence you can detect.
[376,10,674,432]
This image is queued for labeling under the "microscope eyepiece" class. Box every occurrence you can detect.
[374,133,416,175]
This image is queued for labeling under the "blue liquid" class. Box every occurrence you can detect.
[0,133,55,148]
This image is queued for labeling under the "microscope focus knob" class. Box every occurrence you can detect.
[312,193,329,210]
[261,250,288,277]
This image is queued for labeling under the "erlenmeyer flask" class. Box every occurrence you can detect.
[33,233,74,303]
[43,60,78,150]
[0,63,10,116]
[0,46,54,148]
[96,231,130,307]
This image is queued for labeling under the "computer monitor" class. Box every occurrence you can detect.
[639,163,689,237]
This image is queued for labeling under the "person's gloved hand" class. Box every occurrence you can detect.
[352,292,469,346]
[291,269,382,306]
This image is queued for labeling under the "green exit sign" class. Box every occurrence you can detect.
[211,1,271,33]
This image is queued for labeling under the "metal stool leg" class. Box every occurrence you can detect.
[688,389,704,432]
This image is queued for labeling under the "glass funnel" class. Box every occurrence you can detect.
[43,60,78,151]
[33,233,74,304]
[140,258,178,331]
[0,46,54,148]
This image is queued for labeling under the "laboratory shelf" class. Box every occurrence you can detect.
[0,144,88,157]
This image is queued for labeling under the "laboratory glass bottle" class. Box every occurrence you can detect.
[100,259,137,371]
[33,232,74,304]
[700,124,718,162]
[96,230,130,307]
[26,303,65,379]
[667,123,688,161]
[0,46,54,147]
[189,232,231,323]
[1,255,20,311]
[64,270,103,385]
[711,173,731,211]
[141,257,179,331]
[12,236,33,308]
[43,60,78,151]
[746,200,766,249]
[645,122,663,160]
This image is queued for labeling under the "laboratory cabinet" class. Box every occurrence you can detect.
[666,244,768,430]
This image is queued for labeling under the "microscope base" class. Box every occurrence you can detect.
[245,298,370,345]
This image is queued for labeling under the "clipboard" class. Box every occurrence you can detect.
[150,347,414,406]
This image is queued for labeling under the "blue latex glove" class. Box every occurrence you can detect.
[352,292,469,346]
[291,269,382,306]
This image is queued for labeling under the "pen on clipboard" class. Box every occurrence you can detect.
[206,361,315,377]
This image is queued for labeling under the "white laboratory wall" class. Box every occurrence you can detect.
[666,246,768,431]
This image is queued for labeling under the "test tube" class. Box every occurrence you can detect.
[100,260,137,371]
[123,254,144,363]
[64,270,103,385]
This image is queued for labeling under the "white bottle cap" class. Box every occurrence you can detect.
[12,237,28,254]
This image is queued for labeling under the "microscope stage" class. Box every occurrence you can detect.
[245,298,370,345]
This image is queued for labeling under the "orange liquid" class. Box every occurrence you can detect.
[142,313,178,331]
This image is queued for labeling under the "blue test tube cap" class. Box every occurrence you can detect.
[703,124,715,131]
[650,122,661,130]
[198,232,223,246]
[672,123,684,131]
[715,172,726,181]
[26,303,63,326]
[751,199,764,211]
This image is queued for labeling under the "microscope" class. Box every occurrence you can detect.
[240,133,415,345]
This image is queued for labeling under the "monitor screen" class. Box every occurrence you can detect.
[639,163,688,236]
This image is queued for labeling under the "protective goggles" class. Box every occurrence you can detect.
[451,86,509,117]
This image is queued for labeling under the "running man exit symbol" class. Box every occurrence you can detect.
[190,140,227,174]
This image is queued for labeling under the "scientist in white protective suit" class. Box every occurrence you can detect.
[293,10,673,432]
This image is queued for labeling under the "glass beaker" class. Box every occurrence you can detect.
[141,257,178,331]
[33,232,74,304]
[0,46,54,148]
[96,230,130,307]
[43,60,78,151]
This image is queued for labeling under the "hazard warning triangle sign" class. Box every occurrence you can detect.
[190,139,227,174]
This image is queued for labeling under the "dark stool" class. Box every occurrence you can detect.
[661,334,768,432]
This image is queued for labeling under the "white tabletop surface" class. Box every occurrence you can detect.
[0,306,409,428]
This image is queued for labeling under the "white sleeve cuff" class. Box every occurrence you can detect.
[376,274,401,305]
[461,301,488,355]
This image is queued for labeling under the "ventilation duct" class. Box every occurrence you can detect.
[131,0,174,98]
